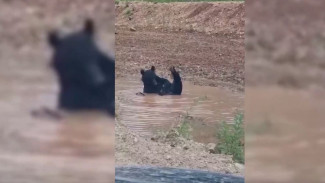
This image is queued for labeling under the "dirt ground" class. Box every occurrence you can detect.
[115,122,244,176]
[115,2,245,91]
[246,0,325,89]
[115,1,245,176]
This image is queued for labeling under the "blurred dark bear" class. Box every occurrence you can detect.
[47,19,115,116]
[140,66,182,95]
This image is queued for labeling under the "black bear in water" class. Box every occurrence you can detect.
[47,19,115,116]
[140,66,182,95]
[140,66,168,94]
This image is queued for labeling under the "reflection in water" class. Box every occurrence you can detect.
[0,70,114,182]
[116,79,244,143]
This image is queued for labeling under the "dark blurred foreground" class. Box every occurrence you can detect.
[115,166,244,183]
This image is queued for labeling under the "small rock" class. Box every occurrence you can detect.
[209,149,216,154]
[170,141,177,147]
[206,143,216,154]
[134,137,138,143]
[166,129,179,139]
[235,163,244,173]
[183,145,189,150]
[130,27,136,31]
[152,159,159,164]
[136,92,145,96]
[151,136,158,142]
[166,155,172,160]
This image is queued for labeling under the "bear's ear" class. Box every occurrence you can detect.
[170,66,176,73]
[151,66,155,72]
[84,18,95,36]
[48,31,60,48]
[140,69,145,75]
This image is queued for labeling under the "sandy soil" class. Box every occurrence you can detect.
[115,2,245,91]
[115,1,245,176]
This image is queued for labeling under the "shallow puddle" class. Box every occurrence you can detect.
[116,78,244,143]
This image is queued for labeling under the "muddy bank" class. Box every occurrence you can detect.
[115,2,244,36]
[115,122,244,176]
[115,2,245,91]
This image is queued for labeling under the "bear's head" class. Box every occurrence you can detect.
[48,19,107,88]
[47,19,115,115]
[140,66,159,93]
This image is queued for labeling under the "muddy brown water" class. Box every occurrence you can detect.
[116,78,244,144]
[246,86,325,183]
[0,66,114,182]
